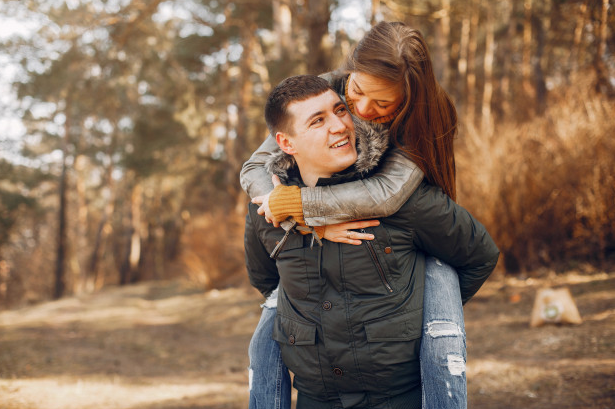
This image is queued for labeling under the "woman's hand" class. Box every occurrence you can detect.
[252,175,282,227]
[323,220,380,245]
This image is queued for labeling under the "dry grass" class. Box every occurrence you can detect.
[456,75,615,272]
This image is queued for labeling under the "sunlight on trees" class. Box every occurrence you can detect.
[0,0,613,308]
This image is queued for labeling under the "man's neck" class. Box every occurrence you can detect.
[298,169,330,188]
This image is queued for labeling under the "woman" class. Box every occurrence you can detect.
[243,21,467,409]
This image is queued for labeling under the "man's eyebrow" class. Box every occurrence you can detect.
[303,100,346,125]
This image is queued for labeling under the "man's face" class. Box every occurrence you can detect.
[278,90,357,185]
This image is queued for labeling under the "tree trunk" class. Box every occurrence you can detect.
[231,21,256,209]
[306,0,332,74]
[481,6,494,135]
[457,16,470,118]
[568,0,588,78]
[54,151,67,299]
[153,222,165,280]
[252,18,272,95]
[89,213,109,289]
[371,0,381,25]
[533,13,547,114]
[466,0,480,126]
[88,163,115,291]
[594,0,614,97]
[74,154,89,294]
[433,0,451,87]
[128,183,142,281]
[500,0,516,116]
[272,0,293,61]
[596,0,609,62]
[53,101,70,300]
[567,0,588,80]
[119,182,141,285]
[522,0,534,97]
[119,224,132,286]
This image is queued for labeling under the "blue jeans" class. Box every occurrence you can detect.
[420,257,467,409]
[248,300,291,409]
[247,257,466,409]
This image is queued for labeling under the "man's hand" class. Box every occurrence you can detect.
[252,175,282,227]
[323,220,380,245]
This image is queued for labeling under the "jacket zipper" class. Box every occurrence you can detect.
[269,220,297,259]
[361,229,393,293]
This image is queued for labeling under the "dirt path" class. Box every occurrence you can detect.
[1,272,614,408]
[464,271,615,408]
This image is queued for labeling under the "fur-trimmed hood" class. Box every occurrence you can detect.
[264,116,390,181]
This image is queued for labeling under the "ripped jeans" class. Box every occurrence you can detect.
[247,257,466,409]
[421,257,467,409]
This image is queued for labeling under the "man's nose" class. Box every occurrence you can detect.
[328,113,348,133]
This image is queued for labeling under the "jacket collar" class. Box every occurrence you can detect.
[265,116,390,185]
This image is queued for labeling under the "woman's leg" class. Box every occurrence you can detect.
[248,304,292,409]
[420,257,467,409]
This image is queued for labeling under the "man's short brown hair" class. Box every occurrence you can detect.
[264,75,334,135]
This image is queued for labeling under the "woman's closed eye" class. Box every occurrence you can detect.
[352,85,389,109]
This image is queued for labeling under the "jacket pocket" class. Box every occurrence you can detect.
[273,315,322,388]
[364,309,422,342]
[363,310,422,387]
[273,314,317,346]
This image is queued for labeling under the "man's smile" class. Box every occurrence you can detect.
[330,137,350,149]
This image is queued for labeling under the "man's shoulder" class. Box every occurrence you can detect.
[387,181,449,221]
[399,180,441,203]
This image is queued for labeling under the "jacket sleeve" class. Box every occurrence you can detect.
[240,135,279,198]
[244,203,280,298]
[403,184,500,304]
[239,137,425,226]
[301,149,424,225]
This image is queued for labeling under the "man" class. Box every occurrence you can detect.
[244,75,499,409]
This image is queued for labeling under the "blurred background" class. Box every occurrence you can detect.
[0,0,613,308]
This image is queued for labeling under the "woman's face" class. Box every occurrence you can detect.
[347,72,404,121]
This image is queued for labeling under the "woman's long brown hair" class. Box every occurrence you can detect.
[341,21,458,201]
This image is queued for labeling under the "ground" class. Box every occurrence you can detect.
[1,270,614,409]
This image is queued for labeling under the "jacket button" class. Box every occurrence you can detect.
[322,301,332,310]
[333,367,343,376]
[289,335,296,345]
[384,246,392,254]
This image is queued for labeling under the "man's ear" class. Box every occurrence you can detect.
[276,132,296,155]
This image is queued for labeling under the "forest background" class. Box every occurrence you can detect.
[0,0,613,308]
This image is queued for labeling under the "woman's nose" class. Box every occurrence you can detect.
[355,98,373,117]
